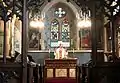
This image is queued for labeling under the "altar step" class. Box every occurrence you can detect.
[45,78,77,83]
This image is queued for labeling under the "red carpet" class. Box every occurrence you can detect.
[45,78,76,83]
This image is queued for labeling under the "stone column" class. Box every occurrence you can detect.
[11,15,16,57]
[104,27,108,62]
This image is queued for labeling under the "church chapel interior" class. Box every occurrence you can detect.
[0,0,120,83]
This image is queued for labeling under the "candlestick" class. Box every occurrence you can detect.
[49,49,50,58]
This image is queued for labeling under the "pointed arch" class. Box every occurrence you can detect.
[41,0,78,18]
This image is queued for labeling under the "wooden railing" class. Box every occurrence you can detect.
[79,62,120,83]
[0,63,44,83]
[0,63,22,83]
[27,64,44,83]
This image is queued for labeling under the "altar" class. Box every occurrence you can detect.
[44,58,77,80]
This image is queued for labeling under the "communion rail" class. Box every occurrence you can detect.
[0,63,43,83]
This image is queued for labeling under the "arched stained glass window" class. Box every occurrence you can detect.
[61,18,70,47]
[49,5,73,49]
[50,19,59,47]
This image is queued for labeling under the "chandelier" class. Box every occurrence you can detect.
[28,0,45,30]
[77,6,91,28]
[29,10,45,29]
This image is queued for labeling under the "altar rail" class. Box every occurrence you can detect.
[80,62,120,83]
[0,63,22,83]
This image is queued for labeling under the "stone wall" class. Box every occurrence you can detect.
[28,51,91,66]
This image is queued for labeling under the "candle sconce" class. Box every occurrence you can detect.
[48,49,50,58]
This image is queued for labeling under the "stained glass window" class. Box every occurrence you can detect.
[50,19,59,47]
[50,7,70,48]
[61,18,70,47]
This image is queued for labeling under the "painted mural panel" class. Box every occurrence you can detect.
[28,29,41,50]
[79,28,91,48]
[14,20,22,53]
[0,21,4,56]
[0,32,3,55]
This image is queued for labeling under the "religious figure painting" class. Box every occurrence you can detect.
[28,29,40,50]
[80,29,91,48]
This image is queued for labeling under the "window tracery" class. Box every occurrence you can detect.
[54,8,66,18]
[62,18,70,42]
[50,19,59,47]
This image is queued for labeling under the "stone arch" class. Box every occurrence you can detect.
[41,0,79,18]
[40,0,79,50]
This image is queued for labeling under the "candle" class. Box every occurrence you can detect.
[88,10,90,17]
[73,48,74,53]
[49,49,50,59]
[49,49,50,53]
[44,12,45,18]
[41,14,43,20]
